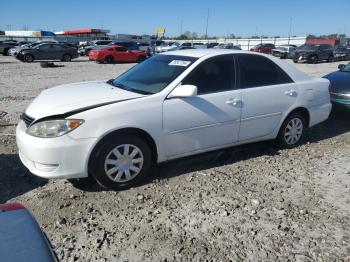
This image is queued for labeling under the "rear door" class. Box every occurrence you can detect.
[114,47,129,61]
[51,44,64,59]
[236,54,297,141]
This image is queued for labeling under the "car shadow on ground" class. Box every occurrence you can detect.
[0,154,47,203]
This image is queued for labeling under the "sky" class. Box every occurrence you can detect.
[0,0,349,38]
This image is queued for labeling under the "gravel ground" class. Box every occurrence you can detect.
[0,55,350,261]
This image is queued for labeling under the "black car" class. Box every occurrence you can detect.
[323,63,350,109]
[333,45,350,61]
[293,44,334,64]
[16,43,79,62]
[0,40,18,55]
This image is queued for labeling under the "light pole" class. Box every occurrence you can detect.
[288,17,293,45]
[205,8,209,40]
[180,20,183,35]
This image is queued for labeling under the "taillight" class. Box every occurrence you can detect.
[0,203,25,212]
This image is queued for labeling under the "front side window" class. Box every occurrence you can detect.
[111,55,197,94]
[182,55,235,95]
[237,54,293,88]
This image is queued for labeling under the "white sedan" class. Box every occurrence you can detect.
[16,49,332,190]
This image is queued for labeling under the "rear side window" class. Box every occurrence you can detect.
[182,55,235,95]
[116,47,127,52]
[237,54,293,88]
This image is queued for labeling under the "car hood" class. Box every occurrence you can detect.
[323,71,350,93]
[26,80,145,119]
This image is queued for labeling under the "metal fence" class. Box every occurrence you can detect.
[169,36,307,50]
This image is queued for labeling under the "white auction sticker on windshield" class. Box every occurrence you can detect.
[169,60,191,66]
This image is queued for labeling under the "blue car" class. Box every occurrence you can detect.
[323,63,350,109]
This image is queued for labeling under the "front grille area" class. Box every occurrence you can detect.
[21,113,35,127]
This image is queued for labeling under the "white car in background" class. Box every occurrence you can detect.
[17,49,332,190]
[156,42,180,53]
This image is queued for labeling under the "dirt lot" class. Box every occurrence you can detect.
[1,55,350,261]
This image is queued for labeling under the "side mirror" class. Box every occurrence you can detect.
[338,64,346,71]
[168,84,197,99]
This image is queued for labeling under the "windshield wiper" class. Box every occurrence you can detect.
[110,81,153,95]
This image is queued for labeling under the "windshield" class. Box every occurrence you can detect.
[335,46,347,51]
[111,55,197,94]
[299,44,319,51]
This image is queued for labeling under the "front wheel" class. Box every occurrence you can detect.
[276,113,305,148]
[24,54,34,62]
[90,134,153,190]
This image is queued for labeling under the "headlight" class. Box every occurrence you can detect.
[26,119,84,138]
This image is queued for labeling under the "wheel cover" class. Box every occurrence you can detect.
[284,118,303,145]
[26,55,33,62]
[104,144,144,183]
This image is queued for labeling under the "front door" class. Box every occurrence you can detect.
[236,54,297,141]
[162,55,242,158]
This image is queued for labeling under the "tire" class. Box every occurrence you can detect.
[105,56,114,64]
[89,134,153,190]
[24,54,34,63]
[3,48,10,56]
[61,54,72,62]
[137,56,146,63]
[276,113,306,148]
[68,177,98,191]
[309,55,318,64]
[327,55,334,63]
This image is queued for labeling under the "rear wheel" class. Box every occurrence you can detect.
[90,134,153,190]
[137,55,146,63]
[24,54,34,62]
[277,113,305,148]
[105,56,114,64]
[61,54,72,62]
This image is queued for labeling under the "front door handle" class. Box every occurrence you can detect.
[226,98,242,107]
[284,89,297,97]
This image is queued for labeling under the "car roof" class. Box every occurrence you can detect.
[161,49,312,82]
[161,49,257,58]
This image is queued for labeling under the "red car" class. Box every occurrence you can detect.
[89,45,147,63]
[250,43,275,54]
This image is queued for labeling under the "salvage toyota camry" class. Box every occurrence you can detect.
[17,49,332,190]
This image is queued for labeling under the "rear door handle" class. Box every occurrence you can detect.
[226,98,242,107]
[284,89,297,96]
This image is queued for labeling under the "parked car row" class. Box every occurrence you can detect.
[250,42,350,63]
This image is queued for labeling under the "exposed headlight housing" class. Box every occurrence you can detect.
[26,119,84,138]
